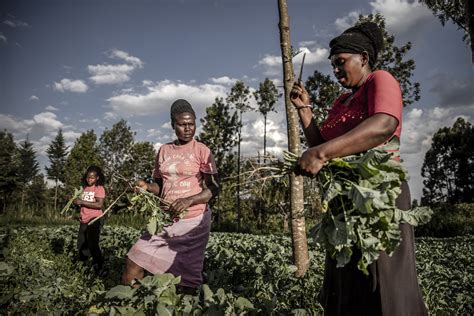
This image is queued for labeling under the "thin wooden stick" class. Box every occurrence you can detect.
[88,188,128,225]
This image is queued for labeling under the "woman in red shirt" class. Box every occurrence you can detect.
[291,22,427,315]
[74,165,106,277]
[122,99,219,294]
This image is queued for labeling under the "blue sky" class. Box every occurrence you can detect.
[1,0,473,200]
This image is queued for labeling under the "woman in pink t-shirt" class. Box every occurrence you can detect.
[74,165,106,276]
[122,99,219,294]
[291,22,427,315]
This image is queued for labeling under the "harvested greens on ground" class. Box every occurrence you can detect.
[281,149,432,274]
[127,188,187,235]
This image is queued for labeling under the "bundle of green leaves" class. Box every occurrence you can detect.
[60,187,83,215]
[127,188,187,235]
[284,148,432,274]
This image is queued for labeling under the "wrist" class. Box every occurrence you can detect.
[295,104,312,110]
[310,146,328,163]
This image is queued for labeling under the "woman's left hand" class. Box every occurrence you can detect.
[296,147,326,176]
[170,197,192,214]
[73,199,82,206]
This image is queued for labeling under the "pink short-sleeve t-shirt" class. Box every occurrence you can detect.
[80,185,105,223]
[153,139,217,219]
[320,70,403,143]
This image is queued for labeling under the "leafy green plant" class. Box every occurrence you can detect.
[1,225,471,315]
[279,148,433,274]
[92,273,255,315]
[60,187,83,215]
[127,188,187,235]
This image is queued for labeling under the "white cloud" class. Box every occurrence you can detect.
[331,1,432,41]
[370,0,432,35]
[104,111,119,121]
[29,95,39,101]
[0,112,65,155]
[32,112,64,130]
[0,112,84,172]
[210,76,238,85]
[106,80,227,118]
[400,106,472,200]
[295,48,328,66]
[335,11,360,31]
[62,130,82,142]
[0,33,7,43]
[45,105,59,111]
[53,78,89,93]
[78,118,101,124]
[298,40,317,47]
[88,64,134,85]
[3,15,29,28]
[0,112,64,135]
[239,103,288,157]
[407,108,422,120]
[258,47,328,76]
[108,49,144,68]
[88,49,143,85]
[259,54,281,67]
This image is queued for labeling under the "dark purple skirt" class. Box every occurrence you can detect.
[318,182,428,316]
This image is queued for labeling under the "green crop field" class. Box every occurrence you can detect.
[0,225,472,315]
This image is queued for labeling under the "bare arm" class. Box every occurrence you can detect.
[170,173,219,213]
[75,197,104,210]
[136,178,162,195]
[298,113,398,175]
[290,81,325,147]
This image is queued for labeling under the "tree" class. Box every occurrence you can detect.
[226,80,253,231]
[305,71,343,126]
[99,119,135,201]
[278,0,310,277]
[17,137,40,209]
[362,14,421,106]
[123,141,156,181]
[26,174,47,214]
[421,117,473,205]
[253,78,281,161]
[46,129,68,210]
[64,130,103,194]
[419,0,473,62]
[198,97,239,178]
[0,130,18,211]
[198,97,240,229]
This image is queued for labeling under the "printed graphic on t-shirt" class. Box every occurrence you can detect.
[82,191,96,202]
[161,152,199,200]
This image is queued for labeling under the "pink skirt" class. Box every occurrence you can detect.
[127,209,211,287]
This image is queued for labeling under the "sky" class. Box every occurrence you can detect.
[1,0,473,201]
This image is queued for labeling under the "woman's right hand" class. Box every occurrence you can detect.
[290,81,311,109]
[135,179,148,193]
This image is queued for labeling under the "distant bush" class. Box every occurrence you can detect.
[415,203,473,237]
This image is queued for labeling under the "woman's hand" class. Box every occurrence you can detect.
[170,197,193,214]
[73,199,82,206]
[296,146,327,176]
[135,179,148,192]
[290,81,311,109]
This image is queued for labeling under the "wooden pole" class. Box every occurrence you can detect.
[277,0,310,277]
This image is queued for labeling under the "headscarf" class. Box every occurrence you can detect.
[170,99,196,125]
[329,22,384,68]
